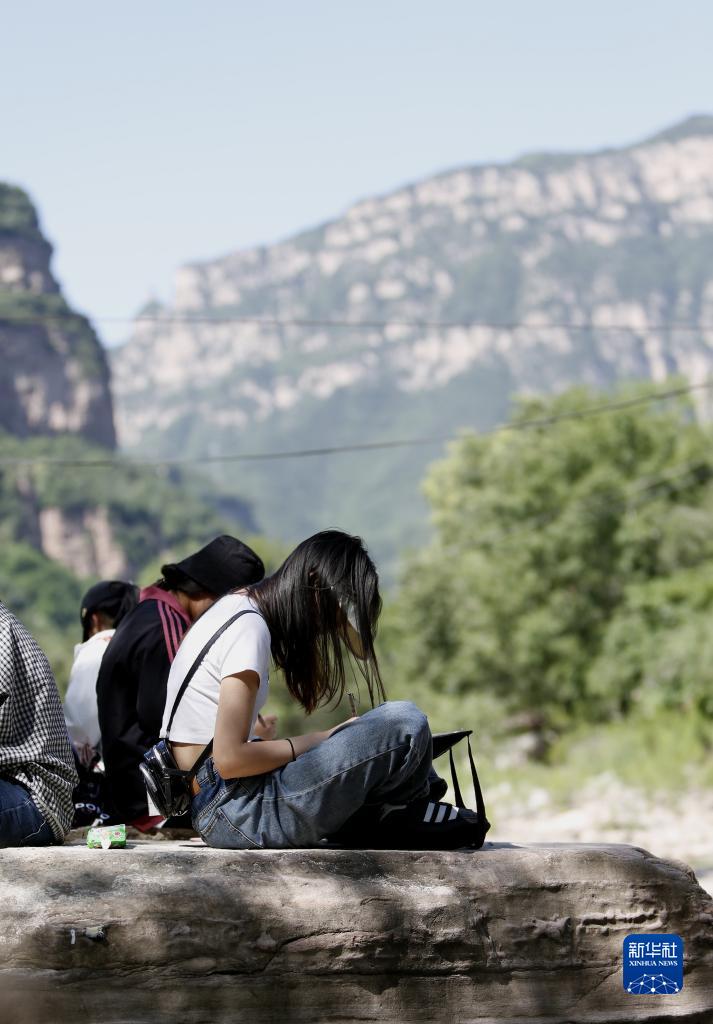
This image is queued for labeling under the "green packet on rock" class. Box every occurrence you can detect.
[87,824,126,849]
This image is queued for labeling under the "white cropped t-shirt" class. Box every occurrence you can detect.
[160,593,271,744]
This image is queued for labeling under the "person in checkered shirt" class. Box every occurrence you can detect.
[0,601,78,846]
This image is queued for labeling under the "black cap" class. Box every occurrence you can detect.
[80,580,140,640]
[160,535,265,596]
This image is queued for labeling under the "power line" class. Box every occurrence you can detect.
[0,379,709,470]
[3,308,713,333]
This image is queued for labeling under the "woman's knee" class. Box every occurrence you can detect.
[366,700,430,739]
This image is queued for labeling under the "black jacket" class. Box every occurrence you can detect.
[96,589,189,822]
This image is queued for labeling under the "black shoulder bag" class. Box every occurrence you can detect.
[432,729,489,832]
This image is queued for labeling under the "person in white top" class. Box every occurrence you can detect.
[161,591,271,745]
[64,580,138,766]
[161,530,485,850]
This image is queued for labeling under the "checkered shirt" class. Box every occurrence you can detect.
[0,602,78,841]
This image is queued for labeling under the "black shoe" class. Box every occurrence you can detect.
[370,798,489,851]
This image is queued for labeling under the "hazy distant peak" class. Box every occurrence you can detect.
[638,113,713,147]
[178,113,713,279]
[0,183,43,240]
[113,114,713,571]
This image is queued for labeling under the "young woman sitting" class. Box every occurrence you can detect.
[160,529,483,849]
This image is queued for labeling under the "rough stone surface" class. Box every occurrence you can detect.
[1,841,711,1023]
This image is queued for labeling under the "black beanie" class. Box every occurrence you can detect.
[160,535,265,597]
[80,580,140,641]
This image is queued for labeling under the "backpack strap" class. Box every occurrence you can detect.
[165,608,260,776]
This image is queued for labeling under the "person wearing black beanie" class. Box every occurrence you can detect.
[96,536,265,828]
[79,580,140,644]
[64,580,139,828]
[64,580,139,766]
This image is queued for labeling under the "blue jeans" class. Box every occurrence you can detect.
[192,700,433,849]
[0,777,54,847]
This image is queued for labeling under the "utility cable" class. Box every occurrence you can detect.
[3,309,713,332]
[0,380,709,469]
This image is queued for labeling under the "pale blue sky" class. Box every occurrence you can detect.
[2,1,711,344]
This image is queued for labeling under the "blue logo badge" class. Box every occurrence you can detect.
[623,934,683,994]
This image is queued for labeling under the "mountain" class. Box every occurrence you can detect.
[111,115,713,576]
[0,187,259,683]
[0,184,115,447]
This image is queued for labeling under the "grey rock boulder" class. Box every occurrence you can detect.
[1,841,711,1023]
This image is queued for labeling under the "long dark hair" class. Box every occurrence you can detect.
[247,530,385,713]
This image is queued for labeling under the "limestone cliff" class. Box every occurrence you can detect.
[0,187,257,682]
[0,184,115,447]
[110,115,713,571]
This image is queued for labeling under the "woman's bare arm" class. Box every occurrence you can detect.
[212,671,352,778]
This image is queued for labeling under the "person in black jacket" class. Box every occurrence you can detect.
[97,535,264,827]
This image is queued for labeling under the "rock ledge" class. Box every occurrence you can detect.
[1,841,712,1023]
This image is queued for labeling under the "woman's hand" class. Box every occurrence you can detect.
[253,713,278,740]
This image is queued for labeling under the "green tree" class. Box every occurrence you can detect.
[0,542,84,690]
[384,382,713,728]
